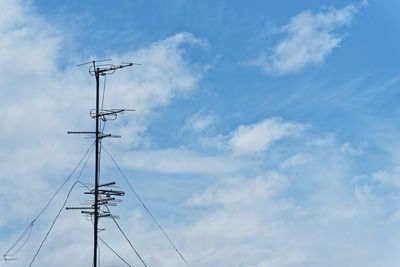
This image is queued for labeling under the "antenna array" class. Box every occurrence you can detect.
[68,60,138,267]
[3,58,191,267]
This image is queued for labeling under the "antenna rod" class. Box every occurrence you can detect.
[93,62,100,267]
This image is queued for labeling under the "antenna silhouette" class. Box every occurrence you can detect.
[3,58,189,266]
[69,60,138,267]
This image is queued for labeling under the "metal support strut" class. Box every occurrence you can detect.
[93,64,100,267]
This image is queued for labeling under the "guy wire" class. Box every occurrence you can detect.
[28,146,94,266]
[3,143,95,261]
[102,145,191,267]
[98,236,132,267]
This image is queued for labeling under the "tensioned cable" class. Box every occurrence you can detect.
[98,236,132,266]
[29,148,94,267]
[98,242,100,267]
[29,182,78,266]
[12,224,33,255]
[3,222,33,259]
[2,143,95,261]
[104,204,147,267]
[101,145,191,267]
[33,143,94,221]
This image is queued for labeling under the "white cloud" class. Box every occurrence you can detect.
[4,111,400,266]
[354,184,371,202]
[116,148,249,174]
[187,173,287,207]
[93,32,205,149]
[176,135,400,267]
[229,117,304,155]
[109,117,305,175]
[252,4,359,75]
[107,32,203,114]
[371,166,400,187]
[185,112,217,132]
[0,0,60,83]
[306,134,335,147]
[280,153,311,169]
[341,142,363,156]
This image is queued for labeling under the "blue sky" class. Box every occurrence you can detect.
[1,0,400,266]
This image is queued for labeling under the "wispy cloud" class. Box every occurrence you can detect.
[252,4,361,75]
[117,148,249,174]
[229,117,305,155]
[184,112,217,133]
[371,166,400,187]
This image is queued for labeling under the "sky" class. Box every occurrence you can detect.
[1,0,400,266]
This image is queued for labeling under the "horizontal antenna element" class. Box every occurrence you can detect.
[76,59,112,67]
[66,181,125,220]
[88,62,140,76]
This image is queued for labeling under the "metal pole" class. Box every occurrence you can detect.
[93,66,100,267]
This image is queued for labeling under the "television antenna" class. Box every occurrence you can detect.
[2,59,191,267]
[66,60,139,267]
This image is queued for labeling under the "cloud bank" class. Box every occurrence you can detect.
[253,4,360,75]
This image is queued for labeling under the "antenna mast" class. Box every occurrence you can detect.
[69,60,138,267]
[93,61,101,267]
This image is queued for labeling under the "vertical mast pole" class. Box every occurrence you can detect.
[93,64,100,267]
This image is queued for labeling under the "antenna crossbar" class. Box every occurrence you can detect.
[68,131,97,134]
[89,62,140,76]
